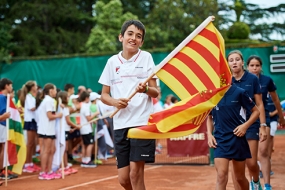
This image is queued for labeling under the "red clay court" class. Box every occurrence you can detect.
[1,135,285,190]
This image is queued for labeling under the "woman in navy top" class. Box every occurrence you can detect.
[227,50,266,190]
[207,84,259,190]
[247,55,285,190]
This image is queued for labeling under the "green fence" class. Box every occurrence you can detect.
[0,46,285,101]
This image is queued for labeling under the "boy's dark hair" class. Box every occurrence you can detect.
[64,83,74,92]
[0,78,12,91]
[78,91,90,102]
[120,20,145,41]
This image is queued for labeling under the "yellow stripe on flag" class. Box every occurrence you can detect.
[168,58,207,92]
[156,69,191,99]
[156,87,229,133]
[180,47,220,87]
[193,35,219,60]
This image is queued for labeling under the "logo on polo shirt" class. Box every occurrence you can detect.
[116,66,120,74]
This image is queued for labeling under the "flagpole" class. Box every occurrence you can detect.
[94,123,98,166]
[58,98,65,179]
[154,16,215,73]
[109,73,156,118]
[5,95,10,186]
[109,16,215,118]
[80,111,113,127]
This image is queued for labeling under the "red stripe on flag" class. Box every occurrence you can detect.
[9,98,17,109]
[198,28,219,48]
[219,51,232,85]
[8,141,18,165]
[174,52,216,90]
[149,86,228,124]
[187,40,220,76]
[162,63,199,95]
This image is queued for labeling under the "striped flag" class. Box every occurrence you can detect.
[128,17,231,139]
[4,97,26,174]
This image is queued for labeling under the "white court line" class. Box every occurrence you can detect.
[8,174,38,182]
[59,165,162,190]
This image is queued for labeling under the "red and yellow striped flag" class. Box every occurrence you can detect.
[128,17,232,139]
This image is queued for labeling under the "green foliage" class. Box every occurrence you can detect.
[1,0,94,56]
[227,22,250,39]
[0,22,13,63]
[85,0,137,53]
[1,0,284,57]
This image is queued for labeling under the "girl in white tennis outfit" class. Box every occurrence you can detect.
[37,83,62,180]
[21,81,40,173]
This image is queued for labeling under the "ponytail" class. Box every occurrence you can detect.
[20,81,37,107]
[41,83,55,100]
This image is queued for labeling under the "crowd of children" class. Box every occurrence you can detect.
[0,79,116,181]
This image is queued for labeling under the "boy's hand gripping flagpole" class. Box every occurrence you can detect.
[58,98,65,179]
[5,94,10,186]
[109,16,216,118]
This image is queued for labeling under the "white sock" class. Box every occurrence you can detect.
[85,157,91,163]
[24,163,29,168]
[30,163,33,167]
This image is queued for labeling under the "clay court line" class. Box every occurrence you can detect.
[59,165,162,190]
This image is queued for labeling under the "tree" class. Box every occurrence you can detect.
[142,0,221,50]
[220,0,285,41]
[1,0,95,56]
[85,0,138,53]
[0,22,13,63]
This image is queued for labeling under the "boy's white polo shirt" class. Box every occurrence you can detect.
[37,95,56,136]
[80,102,92,135]
[98,50,156,130]
[24,93,36,122]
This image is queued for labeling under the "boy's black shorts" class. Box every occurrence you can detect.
[114,128,155,169]
[81,133,94,145]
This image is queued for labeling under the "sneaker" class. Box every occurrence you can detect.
[0,171,13,180]
[270,170,274,176]
[155,148,162,155]
[95,159,103,165]
[49,172,61,179]
[81,161,97,168]
[250,179,262,190]
[32,164,41,172]
[58,168,71,176]
[38,172,53,180]
[67,167,78,174]
[7,170,18,179]
[264,184,272,190]
[23,166,35,173]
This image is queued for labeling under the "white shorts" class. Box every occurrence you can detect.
[0,124,7,143]
[270,121,278,137]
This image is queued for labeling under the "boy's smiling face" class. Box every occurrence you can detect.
[119,24,144,54]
